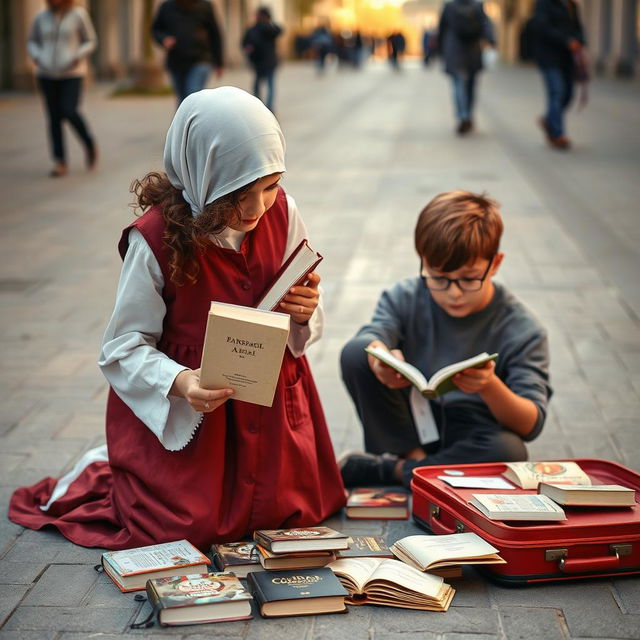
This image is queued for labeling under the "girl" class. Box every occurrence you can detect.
[9,87,346,550]
[27,0,98,177]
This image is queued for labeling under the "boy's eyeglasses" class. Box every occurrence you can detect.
[421,257,494,292]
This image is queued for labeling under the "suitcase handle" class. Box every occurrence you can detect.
[557,544,631,573]
[429,504,464,535]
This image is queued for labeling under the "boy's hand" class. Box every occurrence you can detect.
[279,272,320,325]
[367,340,412,389]
[170,368,233,413]
[452,360,497,395]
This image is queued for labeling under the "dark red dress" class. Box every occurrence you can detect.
[8,188,346,550]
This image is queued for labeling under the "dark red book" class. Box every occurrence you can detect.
[255,239,323,311]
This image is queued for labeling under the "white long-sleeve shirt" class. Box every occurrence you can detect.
[99,194,324,451]
[27,7,97,79]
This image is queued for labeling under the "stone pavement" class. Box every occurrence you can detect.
[0,59,639,639]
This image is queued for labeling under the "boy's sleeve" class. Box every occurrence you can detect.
[502,328,552,441]
[355,282,408,348]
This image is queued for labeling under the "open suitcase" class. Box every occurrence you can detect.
[411,458,640,585]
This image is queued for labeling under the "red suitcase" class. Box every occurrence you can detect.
[411,458,640,585]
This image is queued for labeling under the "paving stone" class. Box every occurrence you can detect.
[313,605,371,639]
[243,615,313,640]
[0,585,29,627]
[612,576,640,614]
[498,606,567,640]
[22,564,98,606]
[0,562,44,585]
[0,632,57,640]
[3,607,134,633]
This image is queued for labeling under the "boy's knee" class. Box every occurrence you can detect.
[492,430,528,462]
[340,336,371,379]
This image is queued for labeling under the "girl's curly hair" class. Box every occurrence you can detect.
[130,172,253,285]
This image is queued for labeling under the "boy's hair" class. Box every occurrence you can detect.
[414,190,503,271]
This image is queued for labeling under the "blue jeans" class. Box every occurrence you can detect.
[451,72,477,122]
[539,66,574,138]
[170,62,212,105]
[253,70,275,112]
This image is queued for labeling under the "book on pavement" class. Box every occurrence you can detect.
[327,557,454,611]
[101,539,210,593]
[200,301,290,407]
[253,527,349,554]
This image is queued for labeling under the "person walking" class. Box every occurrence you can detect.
[27,0,98,178]
[531,0,585,150]
[437,0,495,135]
[152,0,224,106]
[242,7,283,113]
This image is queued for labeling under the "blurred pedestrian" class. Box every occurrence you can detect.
[27,0,98,178]
[422,30,436,66]
[310,23,333,74]
[242,6,283,113]
[387,32,406,70]
[531,0,585,150]
[152,0,224,106]
[437,0,495,135]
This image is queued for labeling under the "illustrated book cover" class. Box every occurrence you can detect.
[538,483,636,507]
[255,239,323,311]
[253,527,349,554]
[502,461,591,490]
[364,345,498,399]
[133,572,252,627]
[326,557,454,611]
[469,493,567,521]
[345,488,409,520]
[101,539,210,593]
[390,532,505,574]
[200,301,290,407]
[211,541,263,578]
[246,567,348,617]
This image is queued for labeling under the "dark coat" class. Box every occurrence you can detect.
[242,20,283,74]
[532,0,585,70]
[438,0,495,76]
[152,0,223,72]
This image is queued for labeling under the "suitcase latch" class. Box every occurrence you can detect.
[545,548,568,562]
[430,504,440,519]
[610,543,632,558]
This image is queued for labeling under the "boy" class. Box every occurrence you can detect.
[339,191,551,487]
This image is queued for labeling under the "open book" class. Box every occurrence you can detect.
[502,461,591,490]
[255,239,323,311]
[390,532,505,573]
[365,346,498,399]
[327,557,454,611]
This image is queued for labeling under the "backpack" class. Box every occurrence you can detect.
[451,2,484,41]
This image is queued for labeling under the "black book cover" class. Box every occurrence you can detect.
[247,568,347,604]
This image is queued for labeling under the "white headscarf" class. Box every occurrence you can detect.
[163,87,286,216]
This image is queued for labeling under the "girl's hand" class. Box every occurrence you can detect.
[279,271,320,325]
[170,368,233,413]
[452,360,497,395]
[367,340,411,389]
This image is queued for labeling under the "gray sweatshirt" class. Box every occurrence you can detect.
[356,279,552,440]
[27,7,97,79]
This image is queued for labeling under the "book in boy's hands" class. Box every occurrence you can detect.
[364,345,498,399]
[345,487,410,520]
[101,539,210,592]
[327,557,455,611]
[538,483,636,507]
[253,527,349,554]
[256,546,337,570]
[247,567,347,617]
[255,239,323,311]
[200,301,290,407]
[337,536,394,559]
[469,493,567,521]
[390,532,506,574]
[134,572,252,627]
[211,541,263,578]
[502,461,591,490]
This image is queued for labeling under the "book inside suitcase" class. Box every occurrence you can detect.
[411,459,640,584]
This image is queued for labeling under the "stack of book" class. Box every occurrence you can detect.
[251,526,350,570]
